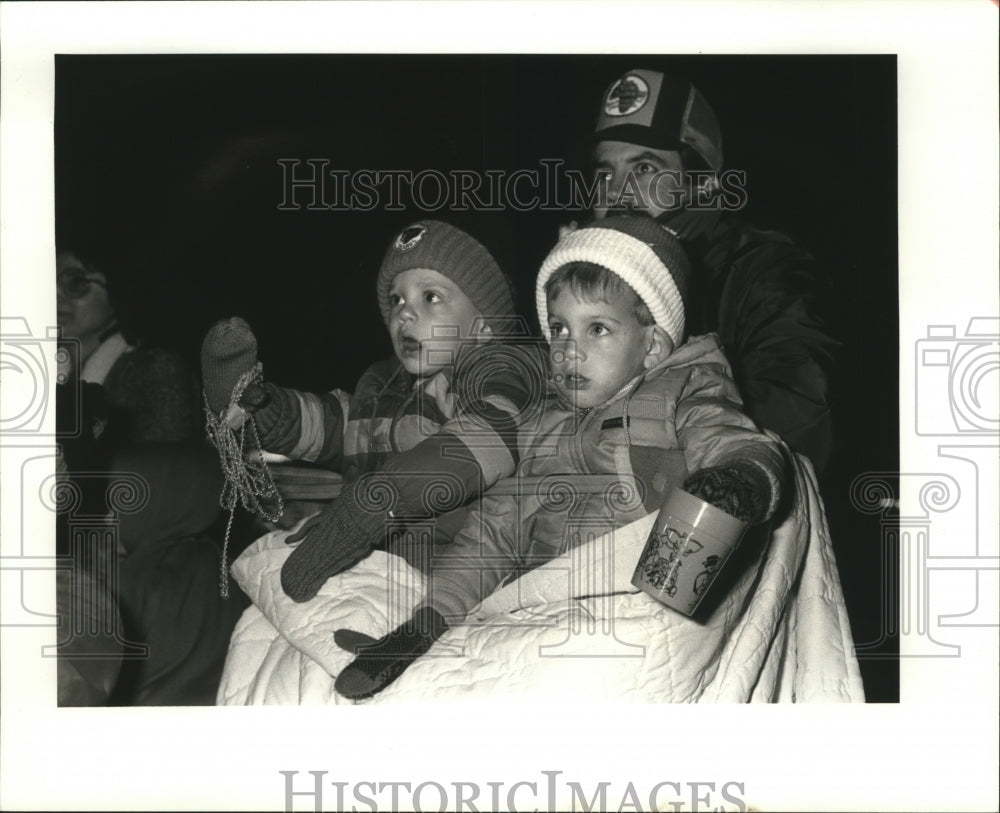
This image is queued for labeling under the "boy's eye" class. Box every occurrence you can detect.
[590,323,610,336]
[423,290,442,304]
[548,323,566,338]
[388,293,403,307]
[635,162,657,174]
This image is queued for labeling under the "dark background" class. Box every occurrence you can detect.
[55,54,899,700]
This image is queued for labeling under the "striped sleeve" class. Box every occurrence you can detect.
[252,382,350,468]
[378,341,548,518]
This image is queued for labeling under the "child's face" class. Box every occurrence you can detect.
[387,268,483,377]
[546,287,659,409]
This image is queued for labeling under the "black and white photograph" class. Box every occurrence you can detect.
[1,2,997,812]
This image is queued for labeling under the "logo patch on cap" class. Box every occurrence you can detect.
[394,224,427,252]
[604,74,650,117]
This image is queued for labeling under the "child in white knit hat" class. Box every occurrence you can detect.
[331,215,789,699]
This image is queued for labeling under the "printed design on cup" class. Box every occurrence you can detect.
[636,523,704,598]
[693,554,721,597]
[632,488,747,616]
[605,75,650,116]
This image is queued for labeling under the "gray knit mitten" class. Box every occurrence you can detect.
[333,606,449,699]
[279,481,390,602]
[682,462,772,525]
[200,317,267,414]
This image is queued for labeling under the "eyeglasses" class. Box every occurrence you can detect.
[57,268,107,300]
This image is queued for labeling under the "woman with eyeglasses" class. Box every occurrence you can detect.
[56,250,118,380]
[55,247,244,707]
[56,249,201,445]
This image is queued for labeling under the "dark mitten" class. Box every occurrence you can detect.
[279,483,390,602]
[333,606,449,700]
[333,628,380,654]
[683,462,771,525]
[200,317,267,414]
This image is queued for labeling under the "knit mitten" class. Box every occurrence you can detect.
[279,481,391,602]
[682,461,772,525]
[333,606,449,700]
[200,317,268,414]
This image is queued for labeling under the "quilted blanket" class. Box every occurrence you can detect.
[217,453,864,704]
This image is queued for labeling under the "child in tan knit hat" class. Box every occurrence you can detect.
[200,220,546,602]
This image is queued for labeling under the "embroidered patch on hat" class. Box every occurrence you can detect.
[394,224,428,252]
[604,74,650,117]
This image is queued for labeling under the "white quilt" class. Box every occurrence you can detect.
[217,453,864,704]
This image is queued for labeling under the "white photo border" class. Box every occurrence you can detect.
[1,2,997,811]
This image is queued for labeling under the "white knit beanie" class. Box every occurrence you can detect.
[536,216,691,347]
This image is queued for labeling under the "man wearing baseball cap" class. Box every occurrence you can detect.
[586,68,837,476]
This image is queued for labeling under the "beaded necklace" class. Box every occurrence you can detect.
[203,363,284,597]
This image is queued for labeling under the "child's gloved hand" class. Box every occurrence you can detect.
[200,317,269,414]
[682,462,771,525]
[332,606,449,699]
[279,480,391,602]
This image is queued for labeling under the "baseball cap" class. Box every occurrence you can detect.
[594,69,724,172]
